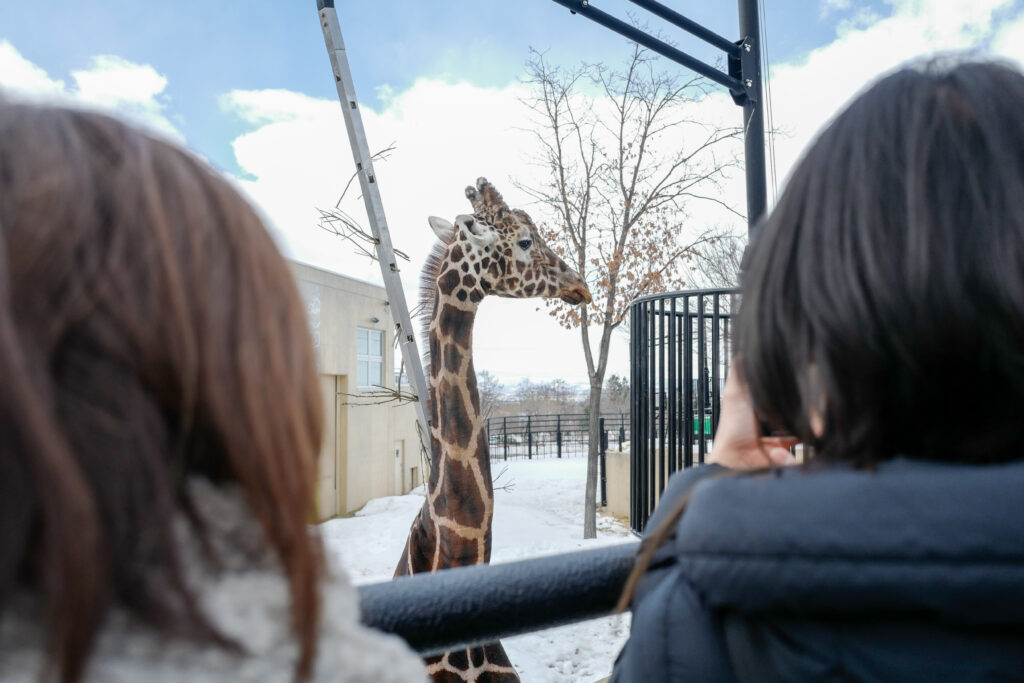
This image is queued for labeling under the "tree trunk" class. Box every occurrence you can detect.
[583,382,604,539]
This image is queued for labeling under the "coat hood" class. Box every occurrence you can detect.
[673,458,1024,626]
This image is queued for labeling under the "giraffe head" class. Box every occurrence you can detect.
[426,178,591,306]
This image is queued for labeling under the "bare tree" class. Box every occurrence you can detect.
[687,232,745,288]
[477,370,505,420]
[603,374,631,414]
[518,45,741,538]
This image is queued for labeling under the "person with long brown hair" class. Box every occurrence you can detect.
[0,99,426,682]
[611,58,1024,682]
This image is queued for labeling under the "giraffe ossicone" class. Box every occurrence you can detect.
[395,178,591,683]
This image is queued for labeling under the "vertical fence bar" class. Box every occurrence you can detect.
[503,417,508,461]
[712,294,721,437]
[637,303,648,530]
[626,305,634,532]
[557,415,562,458]
[667,297,677,482]
[658,298,667,505]
[683,296,693,470]
[636,304,644,527]
[619,414,625,452]
[527,415,532,460]
[600,417,608,507]
[675,306,683,472]
[647,299,657,520]
[697,295,707,464]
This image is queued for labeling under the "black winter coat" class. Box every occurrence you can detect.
[610,459,1024,682]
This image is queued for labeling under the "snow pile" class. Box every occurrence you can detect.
[319,457,635,682]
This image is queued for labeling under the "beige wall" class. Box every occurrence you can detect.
[604,449,631,521]
[604,447,676,522]
[290,261,421,520]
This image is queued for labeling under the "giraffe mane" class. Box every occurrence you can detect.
[417,239,449,380]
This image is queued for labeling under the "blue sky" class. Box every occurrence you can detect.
[2,0,885,175]
[3,0,1024,383]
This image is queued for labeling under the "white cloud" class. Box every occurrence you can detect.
[820,0,852,19]
[220,78,623,385]
[758,0,1016,197]
[992,11,1024,66]
[220,0,1024,385]
[0,40,65,97]
[0,41,182,141]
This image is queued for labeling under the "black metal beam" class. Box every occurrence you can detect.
[627,0,740,57]
[358,541,640,656]
[737,0,767,229]
[550,0,744,96]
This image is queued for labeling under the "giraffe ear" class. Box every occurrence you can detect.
[455,214,497,249]
[428,216,455,244]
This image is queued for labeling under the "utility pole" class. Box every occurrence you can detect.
[316,0,431,436]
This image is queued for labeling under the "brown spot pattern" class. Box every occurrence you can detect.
[443,344,462,373]
[438,269,460,295]
[433,461,484,528]
[438,304,473,349]
[438,378,473,449]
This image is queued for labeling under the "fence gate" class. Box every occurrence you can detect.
[629,288,737,533]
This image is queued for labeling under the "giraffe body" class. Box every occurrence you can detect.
[395,179,591,682]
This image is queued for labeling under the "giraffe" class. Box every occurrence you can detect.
[394,178,591,682]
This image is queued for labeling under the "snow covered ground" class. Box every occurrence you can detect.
[319,456,635,683]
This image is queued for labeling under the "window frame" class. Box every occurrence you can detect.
[356,327,385,389]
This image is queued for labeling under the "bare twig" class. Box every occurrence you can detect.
[492,466,515,494]
[317,207,411,264]
[335,143,397,208]
[340,384,419,407]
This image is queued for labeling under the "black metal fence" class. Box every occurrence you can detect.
[630,288,737,533]
[486,413,629,460]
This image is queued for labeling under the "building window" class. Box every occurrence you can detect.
[357,327,384,388]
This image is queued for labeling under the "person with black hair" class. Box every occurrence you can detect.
[611,58,1024,682]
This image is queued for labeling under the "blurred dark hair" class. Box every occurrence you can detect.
[0,101,323,682]
[739,58,1024,465]
[619,58,1024,612]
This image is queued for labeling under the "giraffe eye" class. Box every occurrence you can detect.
[518,239,532,251]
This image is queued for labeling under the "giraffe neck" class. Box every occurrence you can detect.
[397,284,493,575]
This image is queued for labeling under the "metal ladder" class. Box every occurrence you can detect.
[316,0,431,436]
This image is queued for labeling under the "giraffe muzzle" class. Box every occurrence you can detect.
[560,282,593,306]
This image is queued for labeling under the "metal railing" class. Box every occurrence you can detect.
[358,541,639,655]
[486,413,629,460]
[630,288,737,533]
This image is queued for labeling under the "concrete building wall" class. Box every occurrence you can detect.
[290,261,421,521]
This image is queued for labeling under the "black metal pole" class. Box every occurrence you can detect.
[627,0,740,56]
[738,0,767,235]
[550,0,744,95]
[527,415,533,459]
[599,418,608,507]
